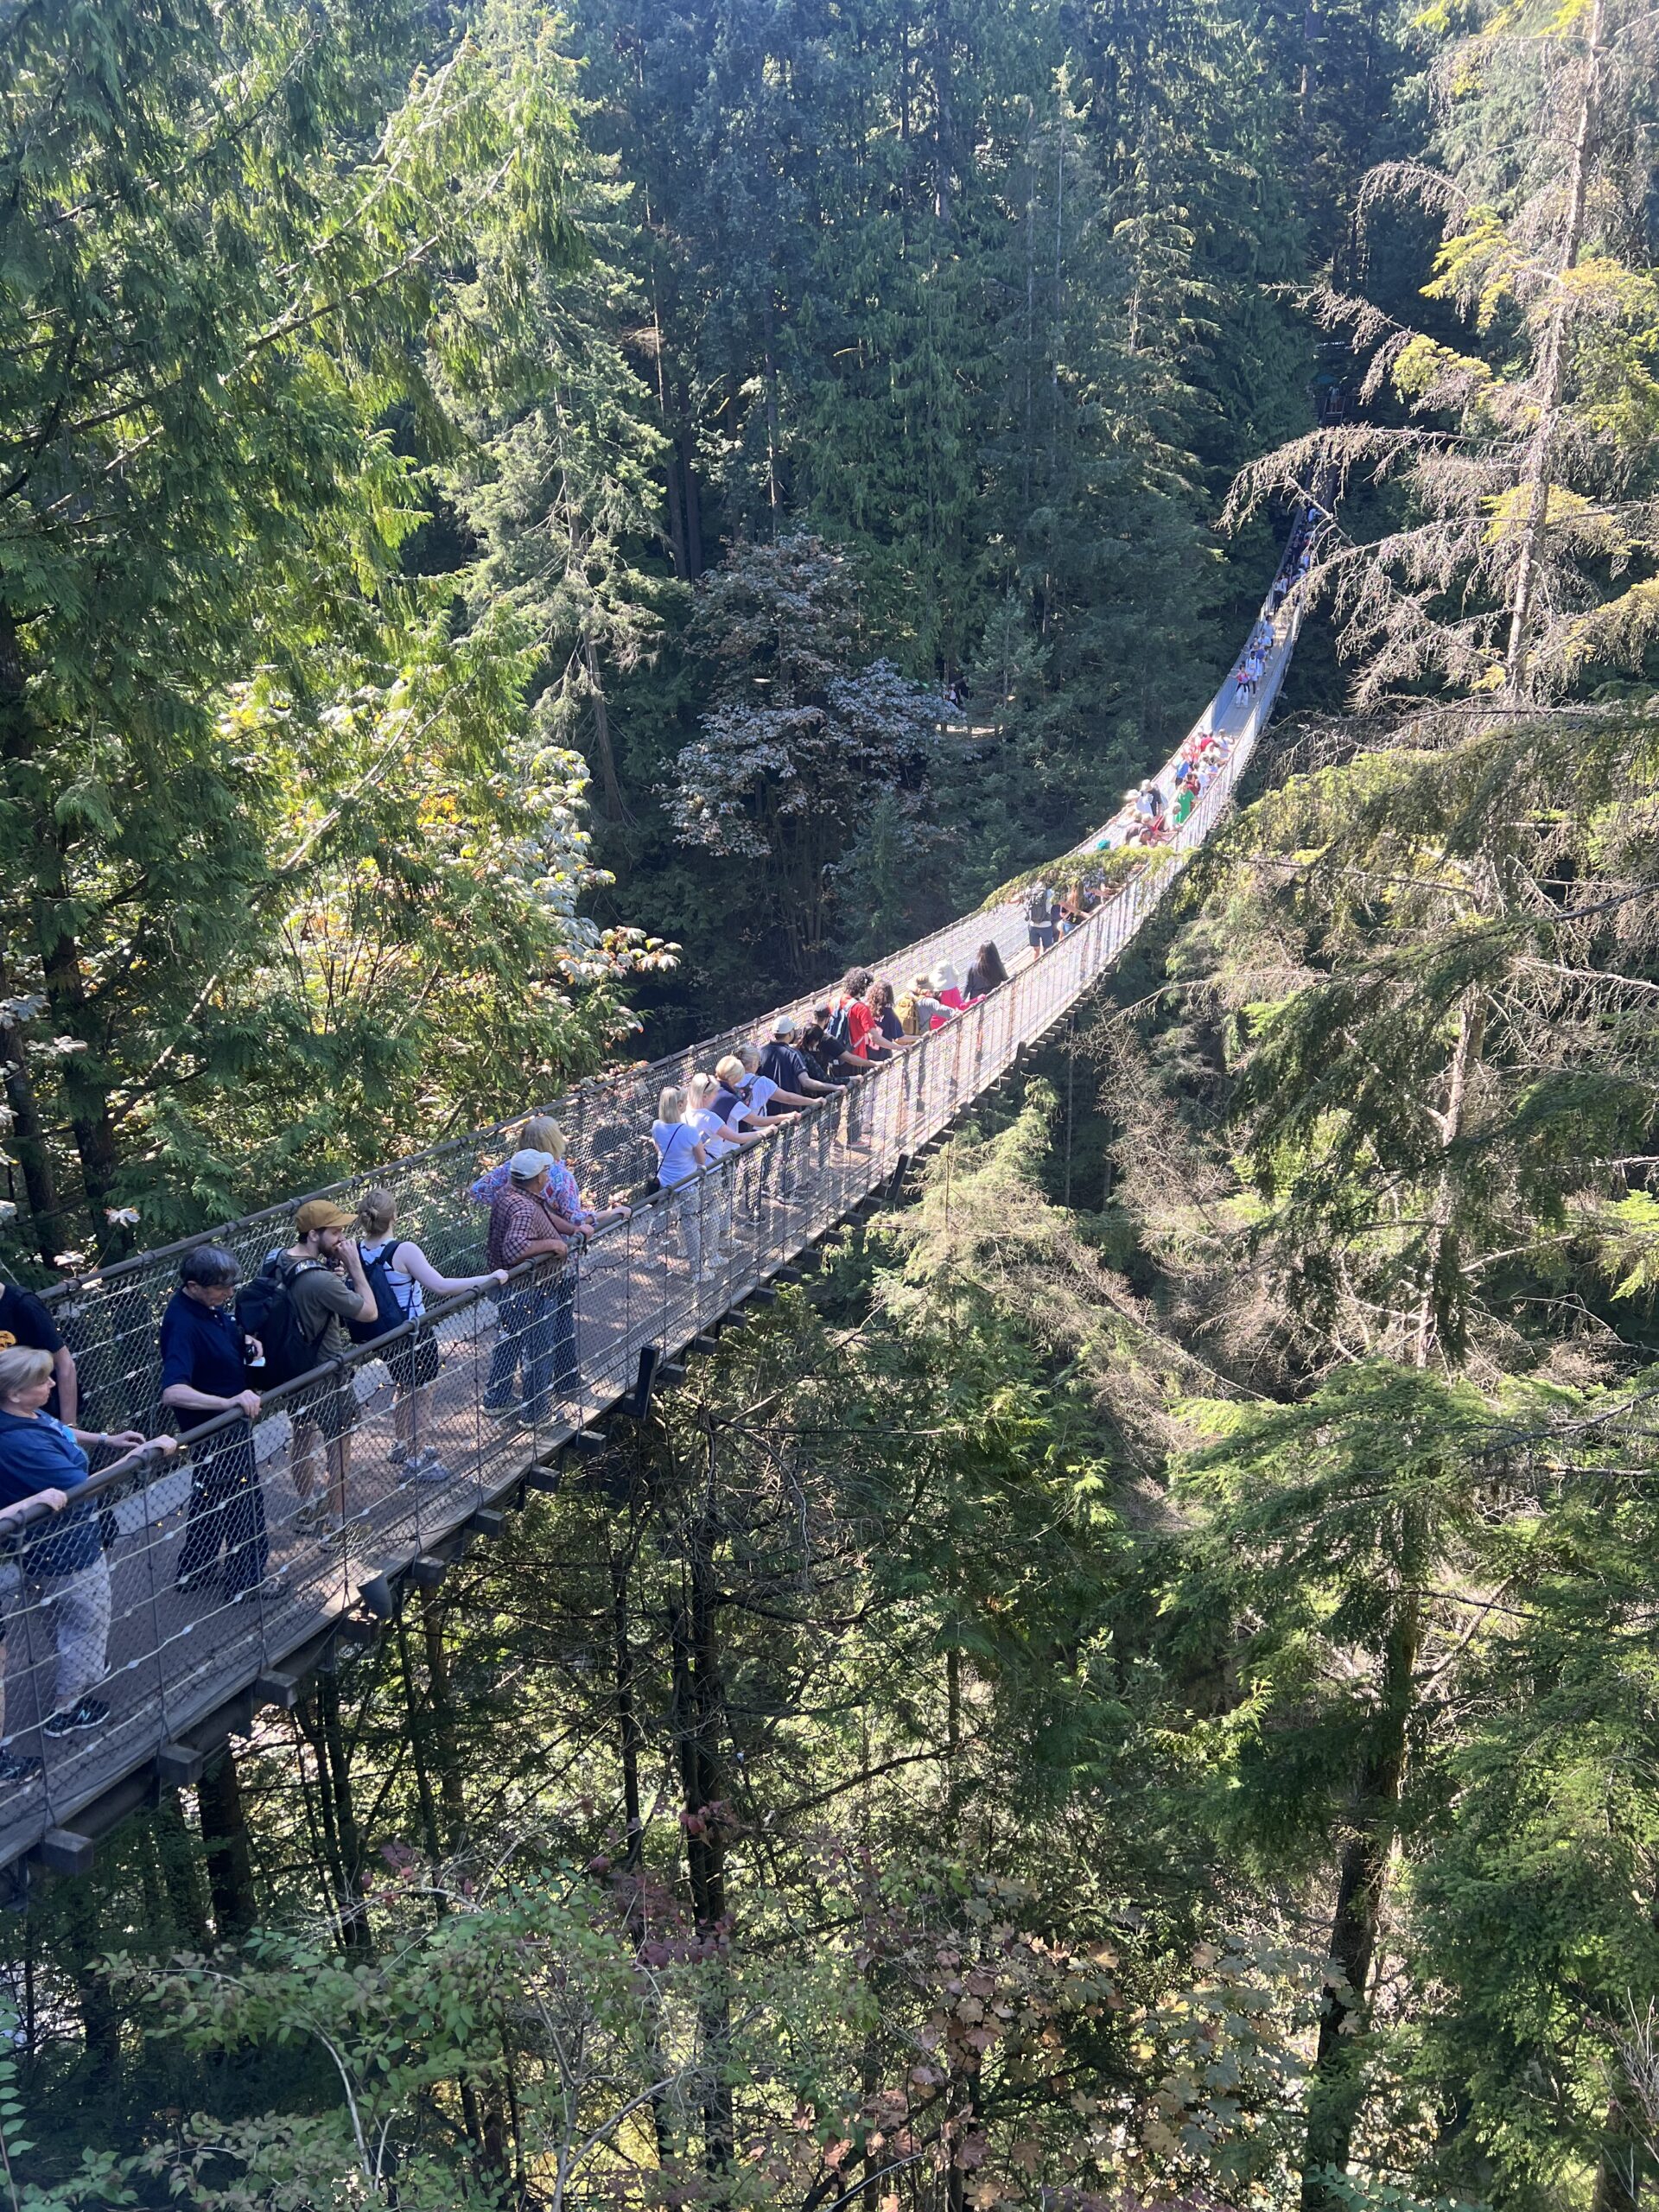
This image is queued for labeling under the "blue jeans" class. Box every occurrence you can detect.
[483,1294,518,1408]
[490,1270,578,1421]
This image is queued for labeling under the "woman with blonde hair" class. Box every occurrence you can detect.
[354,1190,507,1482]
[0,1344,178,1758]
[473,1115,630,1231]
[539,1121,632,1234]
[471,1115,563,1207]
[685,1071,759,1156]
[651,1084,722,1274]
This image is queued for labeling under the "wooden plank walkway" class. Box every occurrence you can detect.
[0,542,1310,1884]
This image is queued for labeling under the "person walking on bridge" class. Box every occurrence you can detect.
[652,1088,720,1277]
[0,1279,77,1426]
[964,942,1008,1001]
[756,1020,844,1185]
[484,1152,580,1427]
[760,1014,846,1100]
[264,1202,378,1539]
[0,1344,178,1755]
[1024,881,1058,955]
[160,1245,269,1603]
[353,1191,508,1485]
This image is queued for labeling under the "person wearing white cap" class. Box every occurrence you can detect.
[483,1150,580,1424]
[758,1014,845,1100]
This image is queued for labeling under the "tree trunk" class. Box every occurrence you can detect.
[1414,990,1486,1370]
[35,858,120,1232]
[612,1531,645,1868]
[664,442,691,581]
[945,1644,963,1818]
[1300,1595,1421,2209]
[298,1679,372,1952]
[0,969,60,1267]
[683,434,705,578]
[1023,134,1036,508]
[393,1611,493,2172]
[420,1583,468,1848]
[674,1443,734,2192]
[198,1745,257,1944]
[898,0,912,145]
[153,1788,211,1949]
[1592,2100,1642,2212]
[0,614,65,1264]
[318,1673,370,1951]
[59,1878,121,2074]
[1503,0,1605,697]
[763,300,784,533]
[582,635,633,826]
[930,0,954,226]
[1300,0,1319,134]
[397,1611,446,1866]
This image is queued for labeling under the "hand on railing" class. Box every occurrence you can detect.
[89,1431,180,1481]
[0,1485,71,1539]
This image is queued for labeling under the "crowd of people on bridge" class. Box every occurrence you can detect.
[0,947,1035,1768]
[0,519,1317,1777]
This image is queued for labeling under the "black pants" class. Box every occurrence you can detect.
[176,1423,268,1597]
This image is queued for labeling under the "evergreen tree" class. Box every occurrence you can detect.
[0,0,633,1263]
[670,535,941,979]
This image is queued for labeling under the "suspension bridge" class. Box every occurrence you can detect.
[0,524,1313,1890]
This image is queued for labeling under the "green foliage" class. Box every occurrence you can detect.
[27,8,1659,2212]
[0,0,645,1270]
[671,536,943,980]
[0,2004,131,2208]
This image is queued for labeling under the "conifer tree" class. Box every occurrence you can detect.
[0,0,636,1261]
[670,536,940,977]
[1231,0,1659,702]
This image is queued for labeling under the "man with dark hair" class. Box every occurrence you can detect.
[801,1007,863,1084]
[276,1201,377,1537]
[0,1279,77,1424]
[160,1246,269,1601]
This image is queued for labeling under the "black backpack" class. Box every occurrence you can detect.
[824,1001,853,1052]
[349,1240,410,1346]
[236,1255,330,1385]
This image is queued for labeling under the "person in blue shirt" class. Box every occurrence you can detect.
[0,1344,177,1757]
[651,1084,721,1276]
[0,1281,78,1423]
[757,1016,845,1103]
[159,1245,270,1602]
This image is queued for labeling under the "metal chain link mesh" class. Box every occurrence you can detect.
[0,535,1309,1870]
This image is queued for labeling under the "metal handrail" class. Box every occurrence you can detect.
[0,517,1314,1876]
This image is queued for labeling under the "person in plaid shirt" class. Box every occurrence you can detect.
[484,1151,581,1422]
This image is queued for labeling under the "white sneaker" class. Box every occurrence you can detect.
[702,1249,731,1270]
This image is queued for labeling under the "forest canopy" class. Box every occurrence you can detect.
[3,0,1659,2210]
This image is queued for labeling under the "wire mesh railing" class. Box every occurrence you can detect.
[0,518,1312,1869]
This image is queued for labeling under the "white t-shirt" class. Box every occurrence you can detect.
[688,1107,737,1149]
[745,1073,781,1116]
